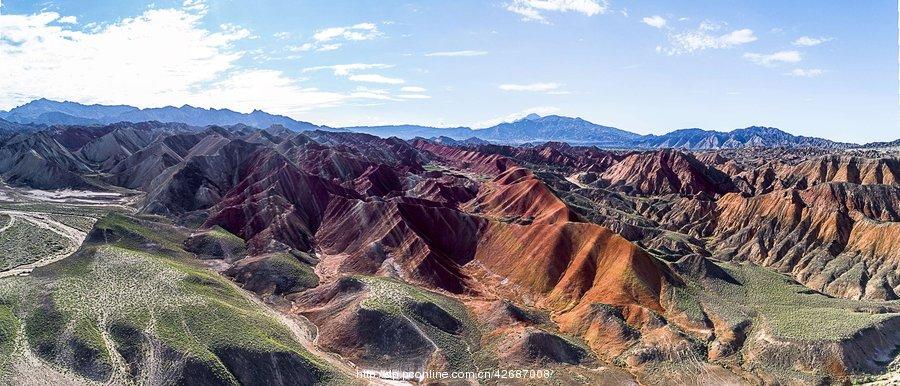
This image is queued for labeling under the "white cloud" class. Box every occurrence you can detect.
[642,15,666,28]
[789,68,825,77]
[313,22,379,42]
[273,31,291,40]
[303,63,405,87]
[400,86,427,92]
[792,36,832,47]
[743,50,801,66]
[289,22,381,52]
[348,74,405,84]
[661,22,757,55]
[0,4,389,114]
[303,63,393,76]
[287,43,314,52]
[698,20,725,31]
[288,42,342,52]
[473,106,560,128]
[347,86,395,101]
[57,15,77,24]
[182,0,208,14]
[316,43,341,51]
[397,94,431,99]
[499,82,561,92]
[192,69,361,114]
[507,0,608,23]
[424,50,487,57]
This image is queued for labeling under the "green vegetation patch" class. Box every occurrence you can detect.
[688,261,899,341]
[268,252,318,289]
[184,226,247,259]
[0,220,68,270]
[357,275,481,372]
[6,213,343,384]
[89,213,190,258]
[0,202,126,218]
[50,214,97,233]
[0,304,19,378]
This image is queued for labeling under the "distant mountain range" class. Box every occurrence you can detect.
[345,115,864,149]
[0,98,319,132]
[632,126,857,149]
[343,113,640,146]
[1,99,893,149]
[859,138,900,149]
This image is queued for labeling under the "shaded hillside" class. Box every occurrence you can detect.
[0,122,899,384]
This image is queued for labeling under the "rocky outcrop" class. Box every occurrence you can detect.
[713,183,900,300]
[593,149,736,196]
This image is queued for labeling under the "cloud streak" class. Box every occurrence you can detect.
[348,74,405,84]
[302,63,394,76]
[642,15,666,28]
[743,50,802,66]
[792,36,832,47]
[289,22,382,52]
[789,68,825,77]
[499,82,562,92]
[507,0,608,23]
[424,50,488,57]
[659,22,757,55]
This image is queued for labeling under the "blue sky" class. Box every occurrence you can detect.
[0,0,897,142]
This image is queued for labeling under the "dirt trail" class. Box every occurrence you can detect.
[565,172,590,189]
[231,282,408,385]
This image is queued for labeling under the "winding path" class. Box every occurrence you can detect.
[232,284,409,386]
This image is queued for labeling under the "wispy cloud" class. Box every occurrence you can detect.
[400,86,427,92]
[289,22,381,52]
[473,106,560,128]
[659,21,757,55]
[792,36,832,47]
[182,0,209,14]
[314,22,380,42]
[348,74,405,84]
[397,94,431,99]
[642,15,666,28]
[507,0,608,23]
[303,63,393,76]
[303,63,406,85]
[789,68,825,77]
[424,50,487,57]
[743,50,801,66]
[499,82,561,92]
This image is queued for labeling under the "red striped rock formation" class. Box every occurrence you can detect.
[594,149,736,196]
[413,139,515,176]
